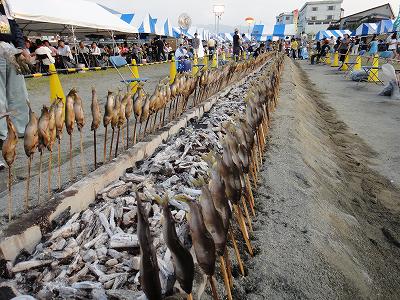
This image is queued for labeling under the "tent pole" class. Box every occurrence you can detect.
[70,25,79,65]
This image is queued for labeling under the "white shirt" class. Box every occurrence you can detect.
[35,46,55,65]
[175,47,187,59]
[388,39,397,50]
[90,46,101,56]
[57,45,73,59]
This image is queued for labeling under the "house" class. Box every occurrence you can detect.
[298,0,343,35]
[336,3,395,31]
[276,12,294,25]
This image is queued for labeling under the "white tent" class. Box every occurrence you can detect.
[3,0,138,36]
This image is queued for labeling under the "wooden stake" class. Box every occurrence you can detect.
[69,134,73,182]
[25,155,32,211]
[38,151,43,205]
[208,275,220,300]
[115,128,120,158]
[219,256,233,300]
[133,118,138,145]
[233,204,253,256]
[8,166,12,221]
[245,174,256,213]
[80,131,87,175]
[187,293,193,300]
[47,150,53,198]
[126,121,129,149]
[93,129,97,169]
[224,249,234,288]
[103,126,108,163]
[241,196,253,233]
[57,139,61,189]
[109,128,115,161]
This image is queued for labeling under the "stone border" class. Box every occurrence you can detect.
[0,62,267,263]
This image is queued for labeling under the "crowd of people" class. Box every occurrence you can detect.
[21,36,178,73]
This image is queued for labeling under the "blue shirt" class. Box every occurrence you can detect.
[368,41,378,55]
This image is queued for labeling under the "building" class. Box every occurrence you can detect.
[298,0,343,35]
[336,3,394,31]
[276,12,294,25]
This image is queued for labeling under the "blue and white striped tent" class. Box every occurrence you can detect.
[376,19,394,34]
[251,23,295,41]
[315,30,352,40]
[355,23,378,36]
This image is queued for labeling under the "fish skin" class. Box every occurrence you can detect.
[91,88,101,131]
[54,98,64,140]
[48,104,57,151]
[2,116,18,166]
[136,192,162,300]
[162,201,194,294]
[24,101,39,157]
[65,90,75,135]
[199,186,227,257]
[187,199,216,276]
[103,91,114,127]
[38,106,51,151]
[72,91,85,131]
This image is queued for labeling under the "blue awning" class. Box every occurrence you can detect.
[376,19,394,34]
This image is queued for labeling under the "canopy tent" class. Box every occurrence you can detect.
[251,23,296,41]
[272,24,296,37]
[355,23,377,36]
[315,30,352,40]
[3,0,138,36]
[376,19,394,34]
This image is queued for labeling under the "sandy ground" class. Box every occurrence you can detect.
[237,58,400,299]
[0,63,169,224]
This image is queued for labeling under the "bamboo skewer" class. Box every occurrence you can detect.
[38,150,43,205]
[79,131,87,175]
[69,134,74,182]
[47,150,53,198]
[25,155,32,211]
[103,126,108,163]
[208,275,220,300]
[219,256,233,300]
[93,129,97,169]
[7,166,12,221]
[57,139,61,189]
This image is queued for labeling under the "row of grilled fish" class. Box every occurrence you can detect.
[136,53,285,300]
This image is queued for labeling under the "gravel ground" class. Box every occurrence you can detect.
[240,58,400,299]
[0,63,169,223]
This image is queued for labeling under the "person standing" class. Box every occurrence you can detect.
[368,34,379,56]
[351,36,360,55]
[192,32,200,57]
[155,36,165,61]
[387,33,397,58]
[0,0,29,168]
[291,38,298,59]
[232,29,241,61]
[207,37,216,61]
[338,34,350,69]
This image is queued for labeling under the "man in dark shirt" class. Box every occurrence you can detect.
[311,39,330,64]
[0,0,29,168]
[155,36,166,61]
[232,29,241,61]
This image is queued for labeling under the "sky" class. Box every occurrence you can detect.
[91,0,399,30]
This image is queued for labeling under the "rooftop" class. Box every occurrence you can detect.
[300,0,343,12]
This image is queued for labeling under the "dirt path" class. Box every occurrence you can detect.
[241,58,400,299]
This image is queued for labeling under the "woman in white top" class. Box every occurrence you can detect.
[388,32,398,58]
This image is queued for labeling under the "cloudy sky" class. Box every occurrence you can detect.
[92,0,399,29]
